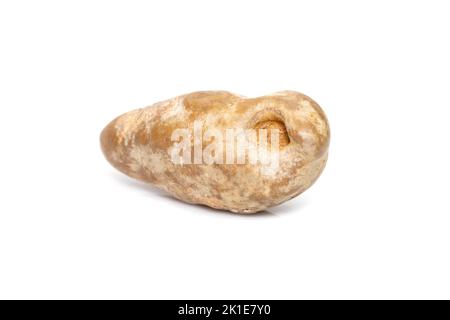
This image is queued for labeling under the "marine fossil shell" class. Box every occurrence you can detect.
[100,91,330,213]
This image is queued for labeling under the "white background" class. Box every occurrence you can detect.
[0,1,449,299]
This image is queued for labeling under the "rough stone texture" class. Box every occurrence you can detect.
[100,91,330,213]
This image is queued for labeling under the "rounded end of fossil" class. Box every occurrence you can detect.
[100,119,119,165]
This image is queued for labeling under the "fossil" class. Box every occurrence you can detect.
[100,91,330,213]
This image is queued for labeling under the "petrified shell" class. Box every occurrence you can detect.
[100,91,330,213]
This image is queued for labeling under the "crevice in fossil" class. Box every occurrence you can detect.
[253,119,290,148]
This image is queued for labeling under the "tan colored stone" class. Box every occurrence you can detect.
[100,91,330,213]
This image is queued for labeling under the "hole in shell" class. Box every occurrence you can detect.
[253,119,290,148]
